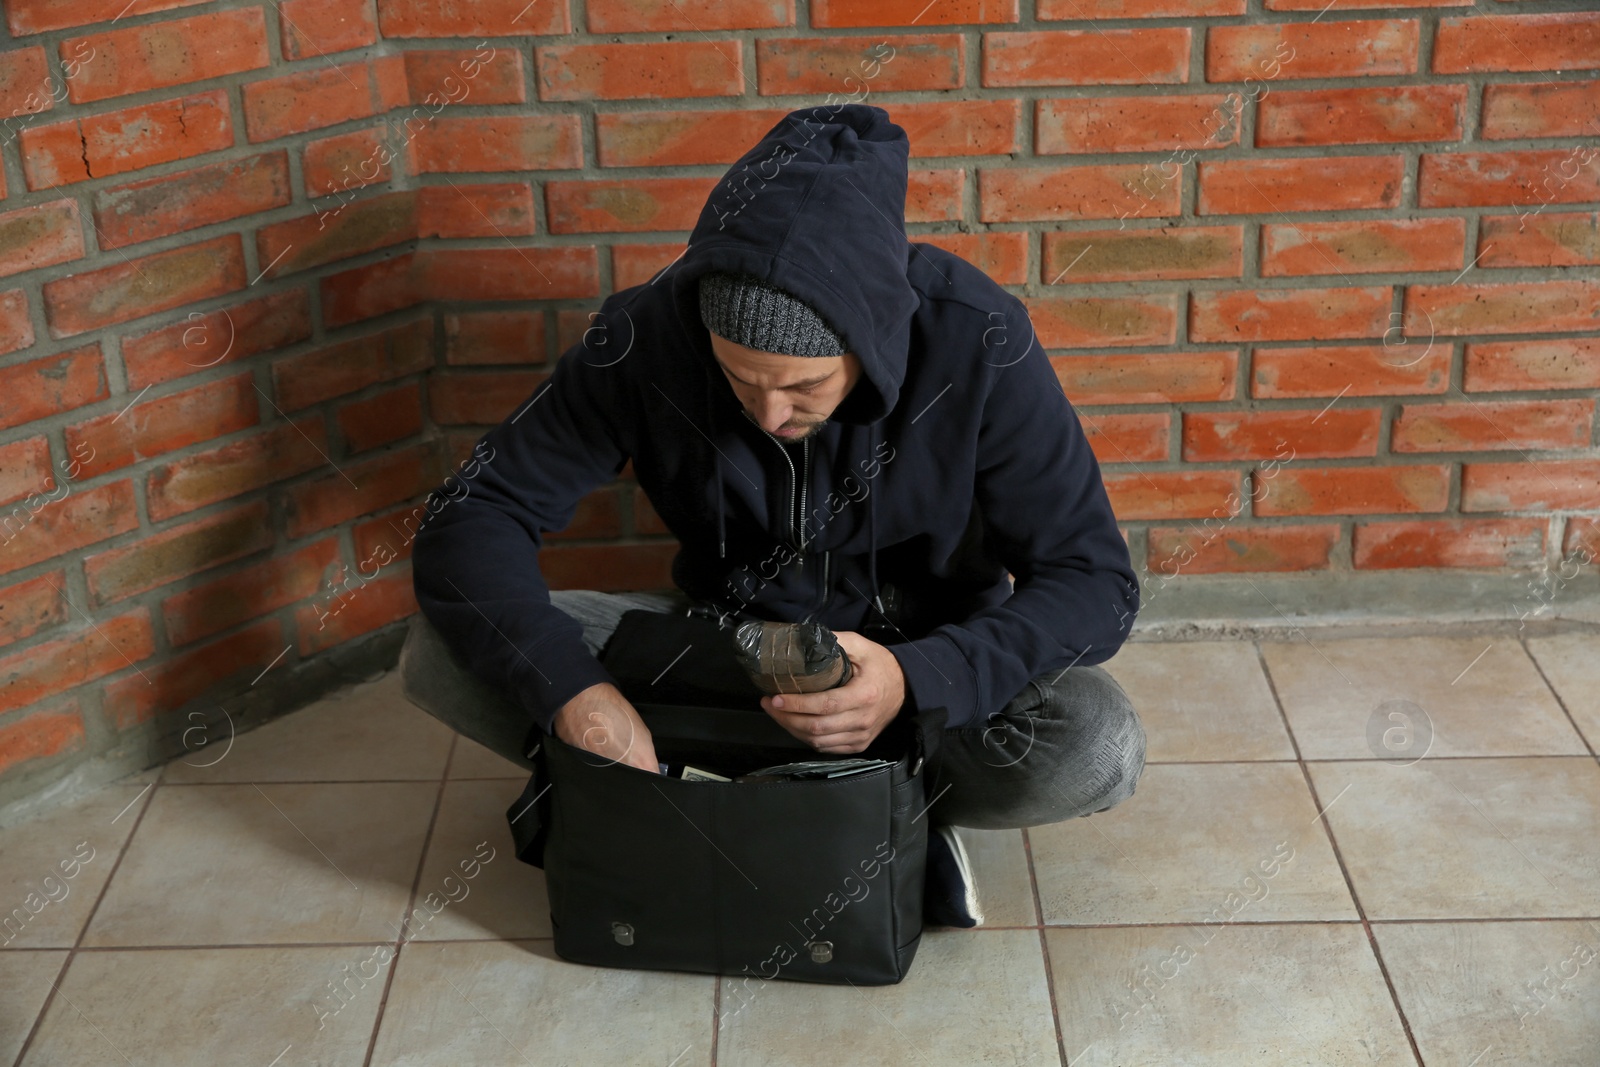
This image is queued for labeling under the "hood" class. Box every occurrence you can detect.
[665,104,917,616]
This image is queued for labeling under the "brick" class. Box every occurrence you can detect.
[273,317,432,412]
[1198,156,1404,214]
[84,500,272,606]
[242,61,390,143]
[1024,295,1180,348]
[1478,212,1599,269]
[548,489,625,542]
[0,199,85,279]
[21,89,233,189]
[411,115,582,174]
[257,191,417,281]
[1434,13,1600,74]
[907,168,964,222]
[417,183,536,239]
[304,127,395,198]
[0,344,106,432]
[1257,85,1466,147]
[0,437,52,509]
[632,487,669,536]
[757,35,962,94]
[546,177,715,234]
[1148,523,1339,574]
[539,542,678,591]
[146,416,329,522]
[64,9,270,104]
[0,481,138,577]
[1481,81,1600,140]
[613,245,687,291]
[43,234,246,337]
[376,0,571,36]
[1392,399,1593,453]
[123,289,312,391]
[284,442,446,539]
[1252,344,1450,398]
[8,0,208,35]
[1419,149,1600,209]
[916,232,1029,286]
[428,371,548,425]
[537,41,743,101]
[1036,94,1239,154]
[1463,338,1600,393]
[0,703,86,776]
[0,607,153,715]
[813,0,1015,25]
[588,0,791,31]
[983,29,1190,87]
[280,0,378,59]
[1103,470,1242,519]
[1254,465,1451,516]
[1191,287,1391,343]
[1463,460,1600,512]
[1078,411,1170,464]
[1043,226,1242,284]
[338,381,423,454]
[0,570,67,648]
[67,372,262,479]
[888,99,1021,157]
[353,503,429,567]
[103,617,284,730]
[416,247,599,301]
[404,48,526,108]
[1052,351,1237,404]
[556,309,598,354]
[296,564,415,655]
[1262,218,1466,277]
[1041,0,1243,15]
[1266,0,1463,8]
[1564,518,1600,562]
[597,109,789,168]
[0,289,32,356]
[1207,20,1419,81]
[981,165,1182,222]
[93,151,292,250]
[321,253,424,330]
[1354,518,1545,569]
[445,310,547,365]
[1184,408,1381,461]
[0,45,54,125]
[1403,280,1600,336]
[164,537,339,647]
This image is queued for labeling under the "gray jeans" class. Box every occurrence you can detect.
[399,589,1146,830]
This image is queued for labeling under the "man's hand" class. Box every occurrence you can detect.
[760,631,906,753]
[553,682,661,774]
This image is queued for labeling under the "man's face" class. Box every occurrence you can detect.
[709,331,862,442]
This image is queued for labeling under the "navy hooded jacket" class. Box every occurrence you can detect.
[410,104,1140,736]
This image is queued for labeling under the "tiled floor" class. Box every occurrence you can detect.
[3,626,1599,1065]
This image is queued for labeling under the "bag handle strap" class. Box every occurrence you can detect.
[505,742,551,869]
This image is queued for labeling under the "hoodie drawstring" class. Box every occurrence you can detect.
[867,421,882,615]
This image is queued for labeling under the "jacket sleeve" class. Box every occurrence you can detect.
[409,330,635,740]
[888,302,1141,729]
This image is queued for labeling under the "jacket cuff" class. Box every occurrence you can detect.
[513,631,620,741]
[889,633,980,730]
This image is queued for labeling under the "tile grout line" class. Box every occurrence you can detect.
[1018,826,1072,1067]
[360,731,458,1067]
[1251,639,1430,1067]
[10,776,161,1067]
[1517,632,1600,763]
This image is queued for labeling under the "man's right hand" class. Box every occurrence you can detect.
[552,682,661,774]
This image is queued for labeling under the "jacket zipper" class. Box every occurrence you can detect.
[759,429,809,557]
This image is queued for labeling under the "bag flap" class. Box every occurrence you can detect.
[599,609,767,709]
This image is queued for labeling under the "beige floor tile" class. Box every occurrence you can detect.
[1261,634,1586,759]
[1102,641,1296,762]
[0,783,152,949]
[0,951,67,1062]
[407,779,551,941]
[1046,923,1410,1066]
[368,939,713,1066]
[446,734,529,779]
[162,671,455,784]
[1375,919,1600,1067]
[1525,632,1600,749]
[1308,758,1600,919]
[1030,763,1357,925]
[83,782,437,947]
[717,928,1058,1066]
[962,828,1037,927]
[18,946,383,1066]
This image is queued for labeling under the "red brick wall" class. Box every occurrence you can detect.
[1,1,1597,792]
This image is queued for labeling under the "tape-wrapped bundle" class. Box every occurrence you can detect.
[732,620,854,694]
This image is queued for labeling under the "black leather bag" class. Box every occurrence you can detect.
[505,608,934,985]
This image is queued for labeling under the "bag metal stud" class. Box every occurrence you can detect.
[612,921,634,946]
[808,940,833,963]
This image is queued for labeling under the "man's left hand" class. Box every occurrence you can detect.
[760,631,906,754]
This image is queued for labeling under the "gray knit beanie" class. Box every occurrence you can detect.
[698,271,847,358]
